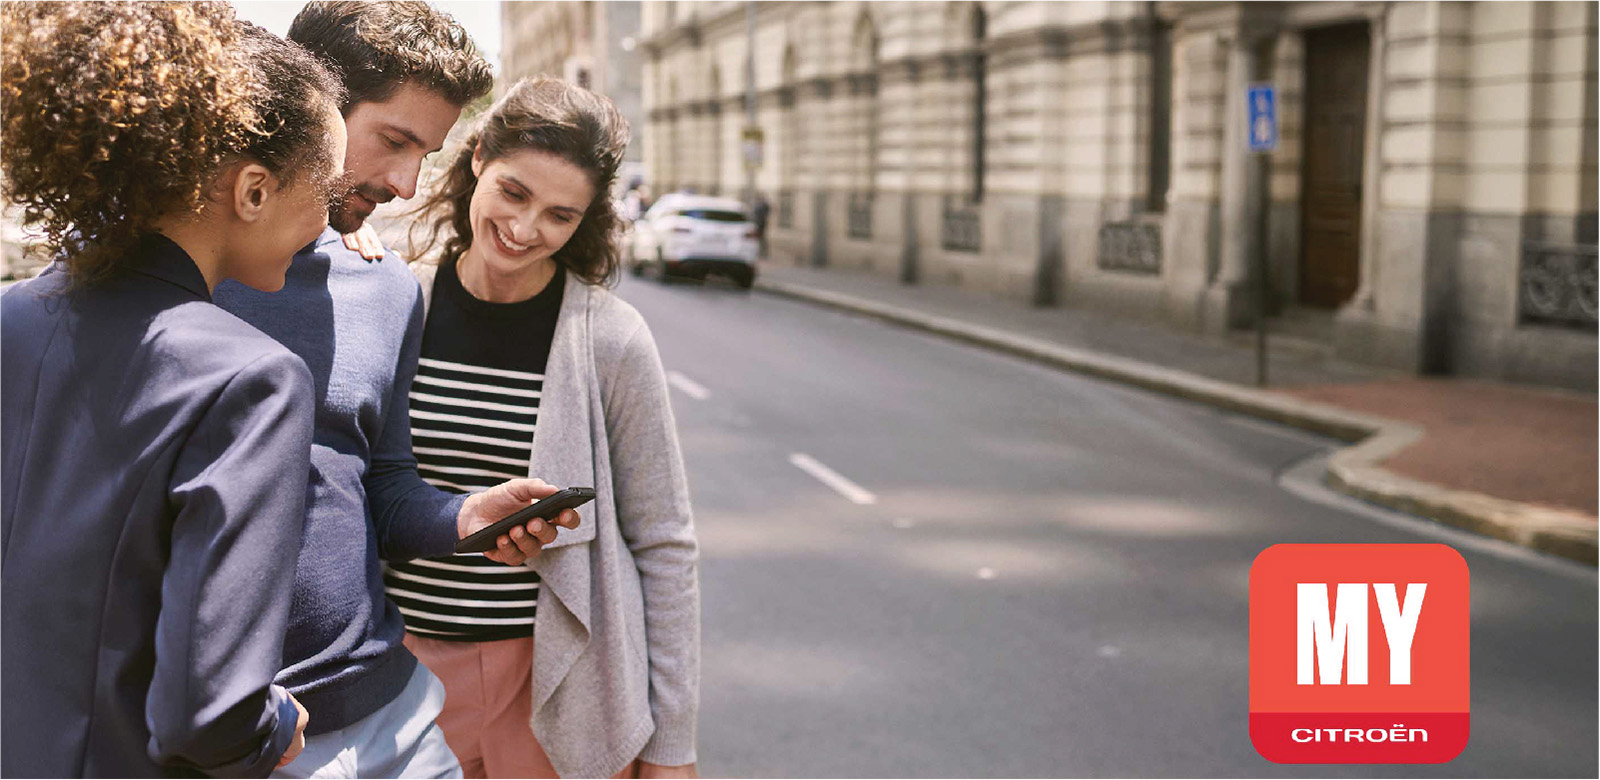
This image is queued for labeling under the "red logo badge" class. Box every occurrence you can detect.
[1249,544,1470,763]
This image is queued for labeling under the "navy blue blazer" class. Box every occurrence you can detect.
[1,237,313,777]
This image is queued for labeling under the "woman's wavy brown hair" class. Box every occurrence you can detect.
[407,76,630,287]
[0,2,342,285]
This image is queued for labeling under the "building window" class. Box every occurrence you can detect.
[780,47,798,199]
[971,6,986,204]
[1520,242,1599,328]
[1097,222,1164,274]
[855,15,879,193]
[665,77,680,191]
[848,192,873,239]
[708,67,722,196]
[942,194,982,252]
[851,13,878,240]
[1147,16,1173,213]
[777,189,794,229]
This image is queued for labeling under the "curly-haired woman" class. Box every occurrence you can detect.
[387,77,701,779]
[1,4,347,775]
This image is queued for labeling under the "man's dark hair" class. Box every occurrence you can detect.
[287,1,493,112]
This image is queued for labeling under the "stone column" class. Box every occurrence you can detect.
[1203,29,1265,332]
[885,58,922,284]
[1347,10,1387,312]
[806,77,832,268]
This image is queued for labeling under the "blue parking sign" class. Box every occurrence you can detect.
[1247,83,1277,152]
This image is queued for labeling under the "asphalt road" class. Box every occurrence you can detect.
[613,272,1598,779]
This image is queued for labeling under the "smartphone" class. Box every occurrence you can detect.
[455,487,597,554]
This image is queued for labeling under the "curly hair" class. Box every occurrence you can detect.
[287,1,494,111]
[235,23,348,202]
[1,1,254,284]
[406,77,631,287]
[0,3,345,285]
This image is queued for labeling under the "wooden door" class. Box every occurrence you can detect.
[1299,23,1370,308]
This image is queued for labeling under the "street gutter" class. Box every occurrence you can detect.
[754,278,1598,565]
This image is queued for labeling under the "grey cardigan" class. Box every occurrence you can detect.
[414,263,701,777]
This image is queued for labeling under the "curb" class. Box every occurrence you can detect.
[754,279,1599,565]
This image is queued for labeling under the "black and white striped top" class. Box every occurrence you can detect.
[383,261,564,643]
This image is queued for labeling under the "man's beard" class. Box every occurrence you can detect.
[327,182,392,234]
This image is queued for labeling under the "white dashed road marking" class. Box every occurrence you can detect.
[788,453,878,506]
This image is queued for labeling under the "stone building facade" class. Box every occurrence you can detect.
[639,1,1598,389]
[502,0,646,162]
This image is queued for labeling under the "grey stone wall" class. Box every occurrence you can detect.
[638,1,1597,390]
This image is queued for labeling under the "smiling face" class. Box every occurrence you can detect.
[328,84,462,232]
[461,148,594,292]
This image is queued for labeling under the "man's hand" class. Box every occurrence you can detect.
[637,762,698,779]
[276,693,309,769]
[459,478,582,566]
[340,223,384,261]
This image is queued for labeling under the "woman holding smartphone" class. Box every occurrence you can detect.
[1,4,346,775]
[389,77,700,779]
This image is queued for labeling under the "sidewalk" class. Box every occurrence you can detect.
[752,261,1598,563]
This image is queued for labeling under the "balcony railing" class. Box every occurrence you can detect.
[776,190,794,230]
[941,196,980,253]
[847,192,874,240]
[1520,241,1598,328]
[1096,221,1163,275]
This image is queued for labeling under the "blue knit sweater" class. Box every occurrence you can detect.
[214,228,466,735]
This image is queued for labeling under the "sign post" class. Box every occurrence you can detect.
[1247,83,1277,387]
[1247,83,1279,154]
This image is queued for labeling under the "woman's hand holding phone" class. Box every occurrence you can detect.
[457,479,585,565]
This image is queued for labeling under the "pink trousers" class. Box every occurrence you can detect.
[404,633,639,779]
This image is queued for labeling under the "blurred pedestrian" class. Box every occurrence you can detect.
[750,192,771,258]
[401,76,701,780]
[0,3,347,774]
[623,185,645,223]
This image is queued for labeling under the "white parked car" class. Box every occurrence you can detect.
[625,194,759,288]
